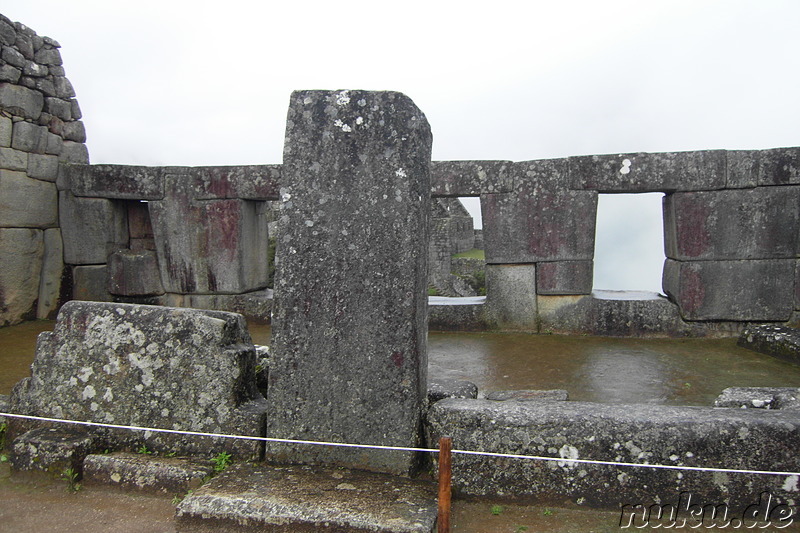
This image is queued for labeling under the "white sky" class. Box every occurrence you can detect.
[5,1,799,293]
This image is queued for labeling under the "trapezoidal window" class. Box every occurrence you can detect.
[593,193,665,296]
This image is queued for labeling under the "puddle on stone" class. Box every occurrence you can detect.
[3,322,800,407]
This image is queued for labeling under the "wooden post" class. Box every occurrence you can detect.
[437,436,452,533]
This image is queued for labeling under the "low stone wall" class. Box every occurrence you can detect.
[426,398,800,511]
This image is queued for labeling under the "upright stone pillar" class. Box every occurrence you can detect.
[268,90,431,475]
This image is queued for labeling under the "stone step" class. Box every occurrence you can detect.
[83,452,215,494]
[176,462,438,533]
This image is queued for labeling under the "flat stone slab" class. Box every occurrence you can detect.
[176,463,437,532]
[738,324,800,365]
[427,379,478,404]
[714,387,800,410]
[83,452,214,494]
[485,389,568,401]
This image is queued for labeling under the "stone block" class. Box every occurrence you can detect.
[569,150,727,192]
[426,399,800,510]
[714,387,799,410]
[150,186,268,293]
[0,114,11,146]
[107,249,164,296]
[663,259,795,321]
[729,147,800,188]
[44,131,62,155]
[36,227,63,319]
[58,141,89,164]
[11,427,99,477]
[536,260,593,295]
[83,453,214,494]
[664,187,799,260]
[65,164,163,199]
[10,301,267,458]
[482,160,597,263]
[71,265,112,302]
[428,297,488,331]
[484,264,537,330]
[0,17,15,46]
[60,192,127,264]
[268,90,431,475]
[176,463,437,533]
[62,120,86,143]
[54,76,75,99]
[486,389,568,401]
[0,169,57,227]
[737,324,800,365]
[33,47,62,66]
[11,120,47,153]
[26,153,58,181]
[431,160,514,196]
[0,228,43,326]
[0,146,27,170]
[0,82,43,119]
[428,378,479,404]
[0,64,21,83]
[43,97,71,120]
[191,164,282,200]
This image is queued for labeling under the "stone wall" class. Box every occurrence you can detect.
[0,15,88,326]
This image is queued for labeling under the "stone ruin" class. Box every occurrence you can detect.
[1,15,799,529]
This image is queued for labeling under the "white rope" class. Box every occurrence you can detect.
[2,412,798,477]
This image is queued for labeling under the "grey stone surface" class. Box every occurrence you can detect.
[426,398,800,510]
[428,298,487,331]
[729,147,800,188]
[428,378,479,404]
[83,452,214,494]
[0,228,43,326]
[10,120,46,152]
[482,160,597,263]
[663,259,795,321]
[176,463,437,533]
[71,265,112,302]
[486,389,568,401]
[10,301,267,458]
[0,82,43,119]
[714,387,800,410]
[664,187,799,261]
[484,264,537,330]
[738,324,800,365]
[11,426,99,477]
[268,90,431,475]
[536,260,593,295]
[150,178,269,294]
[163,290,274,324]
[191,164,282,200]
[58,141,89,164]
[36,227,63,319]
[59,192,127,264]
[64,164,164,199]
[26,153,58,181]
[107,249,164,296]
[430,160,514,196]
[0,169,57,227]
[568,150,727,192]
[0,146,27,170]
[0,64,21,83]
[0,114,11,146]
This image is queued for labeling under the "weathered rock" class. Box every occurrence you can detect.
[268,90,431,476]
[428,378,479,404]
[737,324,800,365]
[10,120,47,152]
[536,260,593,295]
[0,82,43,119]
[0,228,43,326]
[568,150,726,192]
[0,146,27,171]
[426,399,800,510]
[11,426,99,477]
[83,452,214,494]
[10,301,267,458]
[64,164,163,199]
[191,165,282,200]
[107,249,164,296]
[27,153,59,181]
[428,297,487,331]
[150,175,269,293]
[663,259,795,322]
[431,160,514,196]
[58,141,88,164]
[728,147,800,188]
[0,394,8,427]
[714,387,800,410]
[484,264,537,330]
[59,192,127,264]
[0,114,11,146]
[176,463,438,533]
[71,265,112,302]
[36,227,63,319]
[482,160,597,263]
[664,187,799,261]
[0,169,57,227]
[486,389,568,401]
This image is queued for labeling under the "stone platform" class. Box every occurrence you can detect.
[176,463,438,532]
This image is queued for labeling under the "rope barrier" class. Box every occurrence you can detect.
[2,412,798,477]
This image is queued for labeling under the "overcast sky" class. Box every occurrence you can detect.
[6,1,799,293]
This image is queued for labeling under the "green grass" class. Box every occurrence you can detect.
[452,248,485,260]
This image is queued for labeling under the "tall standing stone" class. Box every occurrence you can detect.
[268,90,431,475]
